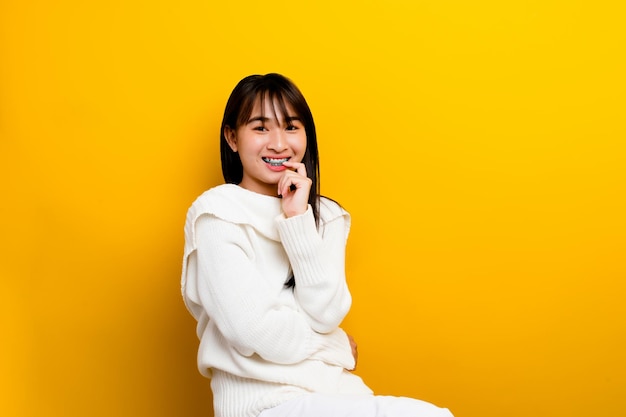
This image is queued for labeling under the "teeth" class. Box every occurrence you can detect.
[263,157,289,166]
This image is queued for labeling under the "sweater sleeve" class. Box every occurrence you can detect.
[186,213,355,368]
[276,204,352,333]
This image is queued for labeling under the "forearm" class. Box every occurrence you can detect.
[277,206,352,332]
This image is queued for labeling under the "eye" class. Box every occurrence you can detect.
[253,125,268,132]
[285,124,300,131]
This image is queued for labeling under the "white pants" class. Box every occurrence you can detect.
[258,393,454,417]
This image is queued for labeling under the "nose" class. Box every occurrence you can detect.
[267,130,287,152]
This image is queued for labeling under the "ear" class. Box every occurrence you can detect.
[224,126,237,152]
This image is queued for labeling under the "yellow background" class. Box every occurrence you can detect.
[1,1,624,416]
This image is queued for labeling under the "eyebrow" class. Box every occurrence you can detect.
[246,116,270,125]
[285,116,301,123]
[246,115,302,125]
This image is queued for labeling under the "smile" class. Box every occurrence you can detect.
[262,157,290,167]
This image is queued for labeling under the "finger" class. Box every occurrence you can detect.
[280,163,308,193]
[277,176,296,197]
[278,170,306,196]
[281,161,307,177]
[282,179,300,196]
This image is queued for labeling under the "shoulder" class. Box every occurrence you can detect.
[319,196,349,220]
[190,183,242,211]
[185,184,282,241]
[187,184,238,223]
[319,196,351,234]
[188,184,280,223]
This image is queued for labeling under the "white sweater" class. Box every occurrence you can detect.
[181,184,372,417]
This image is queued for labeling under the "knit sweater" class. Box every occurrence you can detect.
[181,184,372,417]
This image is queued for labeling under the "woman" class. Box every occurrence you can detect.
[181,73,453,417]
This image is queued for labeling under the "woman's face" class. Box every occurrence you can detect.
[225,97,307,196]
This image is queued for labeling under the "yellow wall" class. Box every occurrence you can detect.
[1,1,624,416]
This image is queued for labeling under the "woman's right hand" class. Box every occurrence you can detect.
[278,161,312,218]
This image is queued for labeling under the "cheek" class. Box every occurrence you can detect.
[297,135,308,156]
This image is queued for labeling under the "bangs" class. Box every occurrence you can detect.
[235,89,299,128]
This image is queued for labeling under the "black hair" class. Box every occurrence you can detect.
[220,73,321,226]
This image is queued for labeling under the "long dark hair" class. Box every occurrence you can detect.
[220,73,321,225]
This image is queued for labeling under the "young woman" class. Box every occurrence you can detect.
[181,73,454,417]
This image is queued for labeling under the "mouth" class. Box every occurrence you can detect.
[262,157,290,167]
